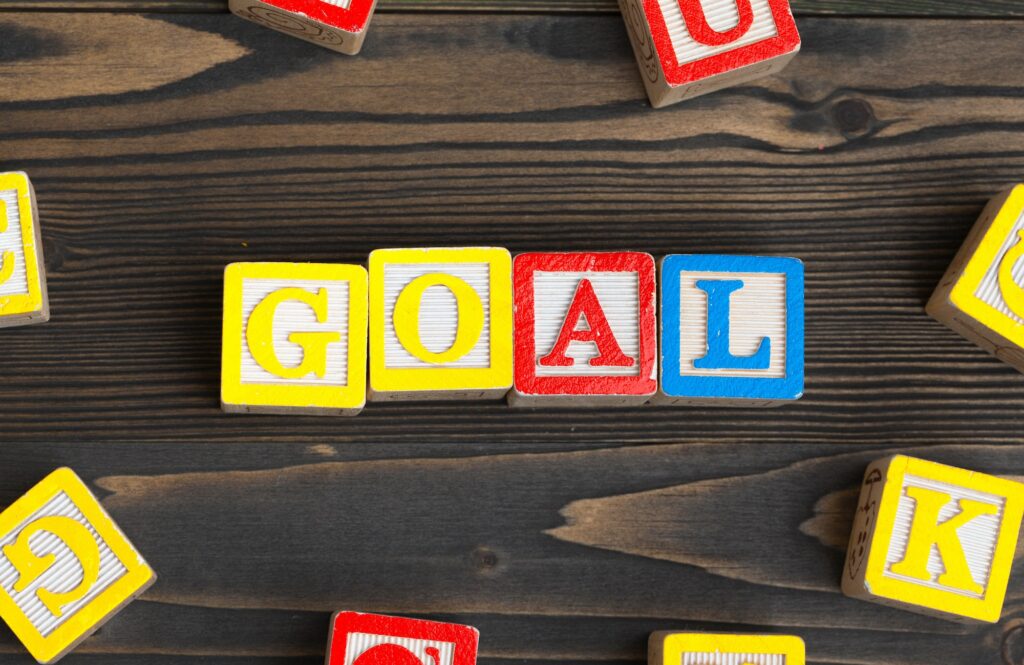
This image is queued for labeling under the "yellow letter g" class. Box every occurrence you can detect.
[247,287,341,379]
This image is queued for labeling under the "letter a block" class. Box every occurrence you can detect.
[327,611,479,665]
[842,455,1024,623]
[229,0,378,55]
[619,0,800,108]
[0,172,49,328]
[927,185,1024,373]
[649,632,804,665]
[510,252,657,406]
[221,262,368,415]
[369,247,513,401]
[0,468,156,664]
[659,254,803,406]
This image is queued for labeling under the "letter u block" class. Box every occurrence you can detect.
[369,248,513,401]
[510,252,657,407]
[619,0,800,108]
[842,455,1024,622]
[0,468,155,664]
[0,172,49,328]
[221,262,368,415]
[229,0,378,55]
[649,632,804,665]
[659,254,803,406]
[927,185,1024,372]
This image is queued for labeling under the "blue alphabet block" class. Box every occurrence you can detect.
[659,254,804,406]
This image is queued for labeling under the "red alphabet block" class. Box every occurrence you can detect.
[511,252,657,407]
[619,0,801,108]
[327,612,480,665]
[229,0,378,55]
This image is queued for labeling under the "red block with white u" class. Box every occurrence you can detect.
[619,0,800,107]
[511,252,657,407]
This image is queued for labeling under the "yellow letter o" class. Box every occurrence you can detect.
[393,273,484,364]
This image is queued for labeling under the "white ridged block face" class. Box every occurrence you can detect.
[656,0,779,66]
[973,207,1024,323]
[883,475,1003,598]
[343,633,456,665]
[382,263,491,369]
[319,0,353,10]
[533,271,640,377]
[240,279,350,386]
[677,271,787,378]
[681,653,786,665]
[0,189,29,298]
[0,493,128,638]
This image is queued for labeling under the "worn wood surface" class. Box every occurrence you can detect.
[2,8,1024,665]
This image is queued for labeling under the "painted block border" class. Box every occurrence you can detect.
[328,611,479,665]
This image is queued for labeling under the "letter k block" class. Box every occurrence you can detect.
[221,262,368,415]
[842,455,1024,623]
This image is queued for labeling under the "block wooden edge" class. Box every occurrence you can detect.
[652,48,799,109]
[227,0,375,55]
[508,390,652,408]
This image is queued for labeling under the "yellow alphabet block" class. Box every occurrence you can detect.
[0,172,49,328]
[0,468,155,664]
[842,455,1024,622]
[368,247,513,401]
[927,184,1024,371]
[649,632,804,665]
[221,262,368,415]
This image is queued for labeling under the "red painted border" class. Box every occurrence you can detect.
[329,612,480,665]
[644,0,800,87]
[263,0,375,33]
[514,252,657,397]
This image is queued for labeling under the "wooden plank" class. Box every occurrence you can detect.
[2,13,1024,445]
[0,442,1019,664]
[2,0,1024,15]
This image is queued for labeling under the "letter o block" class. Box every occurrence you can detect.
[927,185,1024,373]
[843,455,1024,623]
[649,632,804,665]
[229,0,378,55]
[619,0,800,107]
[369,248,513,401]
[0,468,156,664]
[0,172,49,328]
[221,262,368,416]
[510,252,657,407]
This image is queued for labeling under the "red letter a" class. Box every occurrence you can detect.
[539,279,635,367]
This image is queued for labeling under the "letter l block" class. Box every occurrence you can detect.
[842,455,1024,622]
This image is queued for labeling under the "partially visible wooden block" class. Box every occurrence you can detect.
[0,468,156,664]
[510,251,657,407]
[619,0,800,108]
[221,262,368,416]
[649,632,804,665]
[658,254,804,406]
[927,184,1024,372]
[229,0,378,55]
[0,172,49,328]
[842,455,1024,623]
[368,247,513,401]
[327,611,479,665]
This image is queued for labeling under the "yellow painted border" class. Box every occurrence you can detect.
[368,248,513,393]
[221,262,368,412]
[659,633,805,665]
[864,455,1024,622]
[0,172,44,317]
[951,185,1024,347]
[0,468,154,664]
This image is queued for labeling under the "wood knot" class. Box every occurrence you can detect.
[831,98,876,138]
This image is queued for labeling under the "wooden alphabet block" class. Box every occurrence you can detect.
[619,0,800,108]
[0,468,156,664]
[221,262,368,415]
[649,632,805,665]
[0,172,49,328]
[927,185,1024,372]
[510,252,657,407]
[658,254,803,406]
[842,455,1024,623]
[368,247,513,401]
[229,0,378,55]
[327,611,479,665]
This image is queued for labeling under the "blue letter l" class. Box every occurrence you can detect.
[693,279,771,370]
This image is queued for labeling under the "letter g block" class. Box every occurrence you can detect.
[369,247,513,401]
[842,455,1024,622]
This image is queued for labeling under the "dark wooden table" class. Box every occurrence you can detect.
[2,1,1024,663]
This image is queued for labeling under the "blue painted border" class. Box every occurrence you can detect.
[661,255,804,401]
